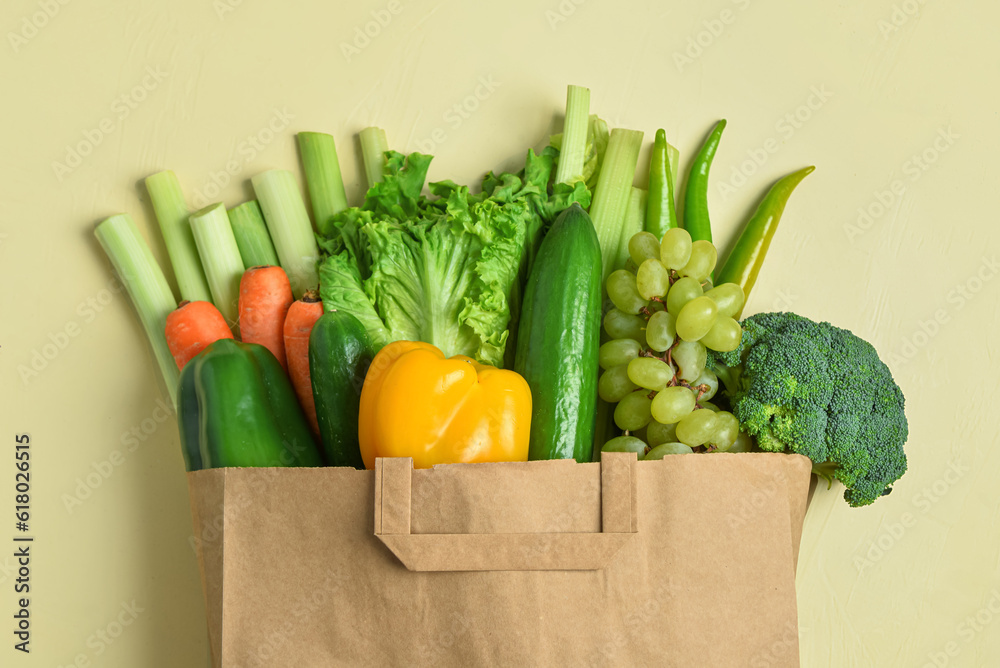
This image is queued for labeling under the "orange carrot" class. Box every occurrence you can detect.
[284,290,323,434]
[238,266,294,370]
[165,300,234,370]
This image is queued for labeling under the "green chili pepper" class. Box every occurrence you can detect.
[681,119,727,243]
[716,165,815,316]
[645,129,679,238]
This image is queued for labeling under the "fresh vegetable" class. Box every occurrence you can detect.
[177,338,323,470]
[358,340,532,469]
[95,214,180,406]
[252,169,321,298]
[514,204,602,462]
[238,266,294,370]
[308,311,373,468]
[165,300,234,370]
[228,200,280,268]
[554,85,591,185]
[145,170,212,303]
[681,119,726,244]
[613,187,647,272]
[316,149,588,367]
[589,128,644,281]
[710,311,908,507]
[359,126,389,188]
[715,166,815,316]
[189,202,245,328]
[297,131,349,234]
[645,129,680,238]
[284,290,324,433]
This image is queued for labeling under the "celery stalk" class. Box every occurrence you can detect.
[297,132,348,235]
[360,127,389,189]
[144,171,212,303]
[554,85,591,184]
[228,200,280,268]
[251,170,321,298]
[589,128,644,281]
[94,214,179,406]
[614,187,647,272]
[666,142,680,200]
[189,203,245,328]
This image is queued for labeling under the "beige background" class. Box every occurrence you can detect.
[1,0,996,666]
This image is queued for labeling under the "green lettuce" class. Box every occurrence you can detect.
[317,149,589,367]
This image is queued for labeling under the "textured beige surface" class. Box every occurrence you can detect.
[0,1,996,666]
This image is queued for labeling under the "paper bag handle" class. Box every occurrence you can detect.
[373,452,638,572]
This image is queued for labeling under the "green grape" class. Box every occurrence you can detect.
[666,277,703,317]
[607,270,648,315]
[599,338,642,370]
[708,411,740,451]
[650,386,696,424]
[636,258,671,300]
[705,283,745,319]
[631,425,648,443]
[701,316,742,352]
[599,364,639,402]
[701,277,714,292]
[648,299,666,314]
[659,227,692,270]
[645,310,676,352]
[602,435,648,455]
[691,369,718,402]
[678,240,718,282]
[604,309,647,344]
[627,357,673,391]
[698,400,721,412]
[614,391,653,431]
[730,430,753,453]
[628,231,661,267]
[676,296,719,341]
[675,409,717,447]
[644,442,694,459]
[673,340,707,382]
[646,421,678,448]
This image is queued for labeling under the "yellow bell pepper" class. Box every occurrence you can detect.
[358,341,532,469]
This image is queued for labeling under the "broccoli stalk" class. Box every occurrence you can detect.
[708,312,909,507]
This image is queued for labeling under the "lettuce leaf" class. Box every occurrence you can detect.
[317,149,588,367]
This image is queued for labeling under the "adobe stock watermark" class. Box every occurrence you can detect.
[673,0,752,73]
[414,612,473,664]
[921,588,1000,668]
[249,568,349,665]
[583,577,679,667]
[717,86,833,202]
[748,621,800,668]
[545,0,589,31]
[853,459,969,574]
[61,398,176,514]
[413,76,501,154]
[843,126,958,243]
[887,255,997,368]
[877,0,930,40]
[18,277,123,385]
[57,600,145,668]
[52,66,169,182]
[190,107,294,208]
[213,0,244,20]
[7,0,72,53]
[339,0,403,62]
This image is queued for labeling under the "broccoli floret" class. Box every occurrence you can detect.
[709,312,908,507]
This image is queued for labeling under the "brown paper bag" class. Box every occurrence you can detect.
[188,452,812,667]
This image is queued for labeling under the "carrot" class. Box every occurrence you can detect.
[165,300,234,369]
[238,266,294,370]
[284,290,323,433]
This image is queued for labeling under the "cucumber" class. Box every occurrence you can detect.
[514,203,603,462]
[308,310,374,468]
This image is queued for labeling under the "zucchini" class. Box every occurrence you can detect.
[309,310,374,468]
[514,203,603,462]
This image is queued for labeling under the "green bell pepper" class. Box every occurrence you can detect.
[178,338,323,470]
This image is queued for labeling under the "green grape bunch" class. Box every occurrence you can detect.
[599,229,752,460]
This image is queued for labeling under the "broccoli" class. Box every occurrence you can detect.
[710,312,908,507]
